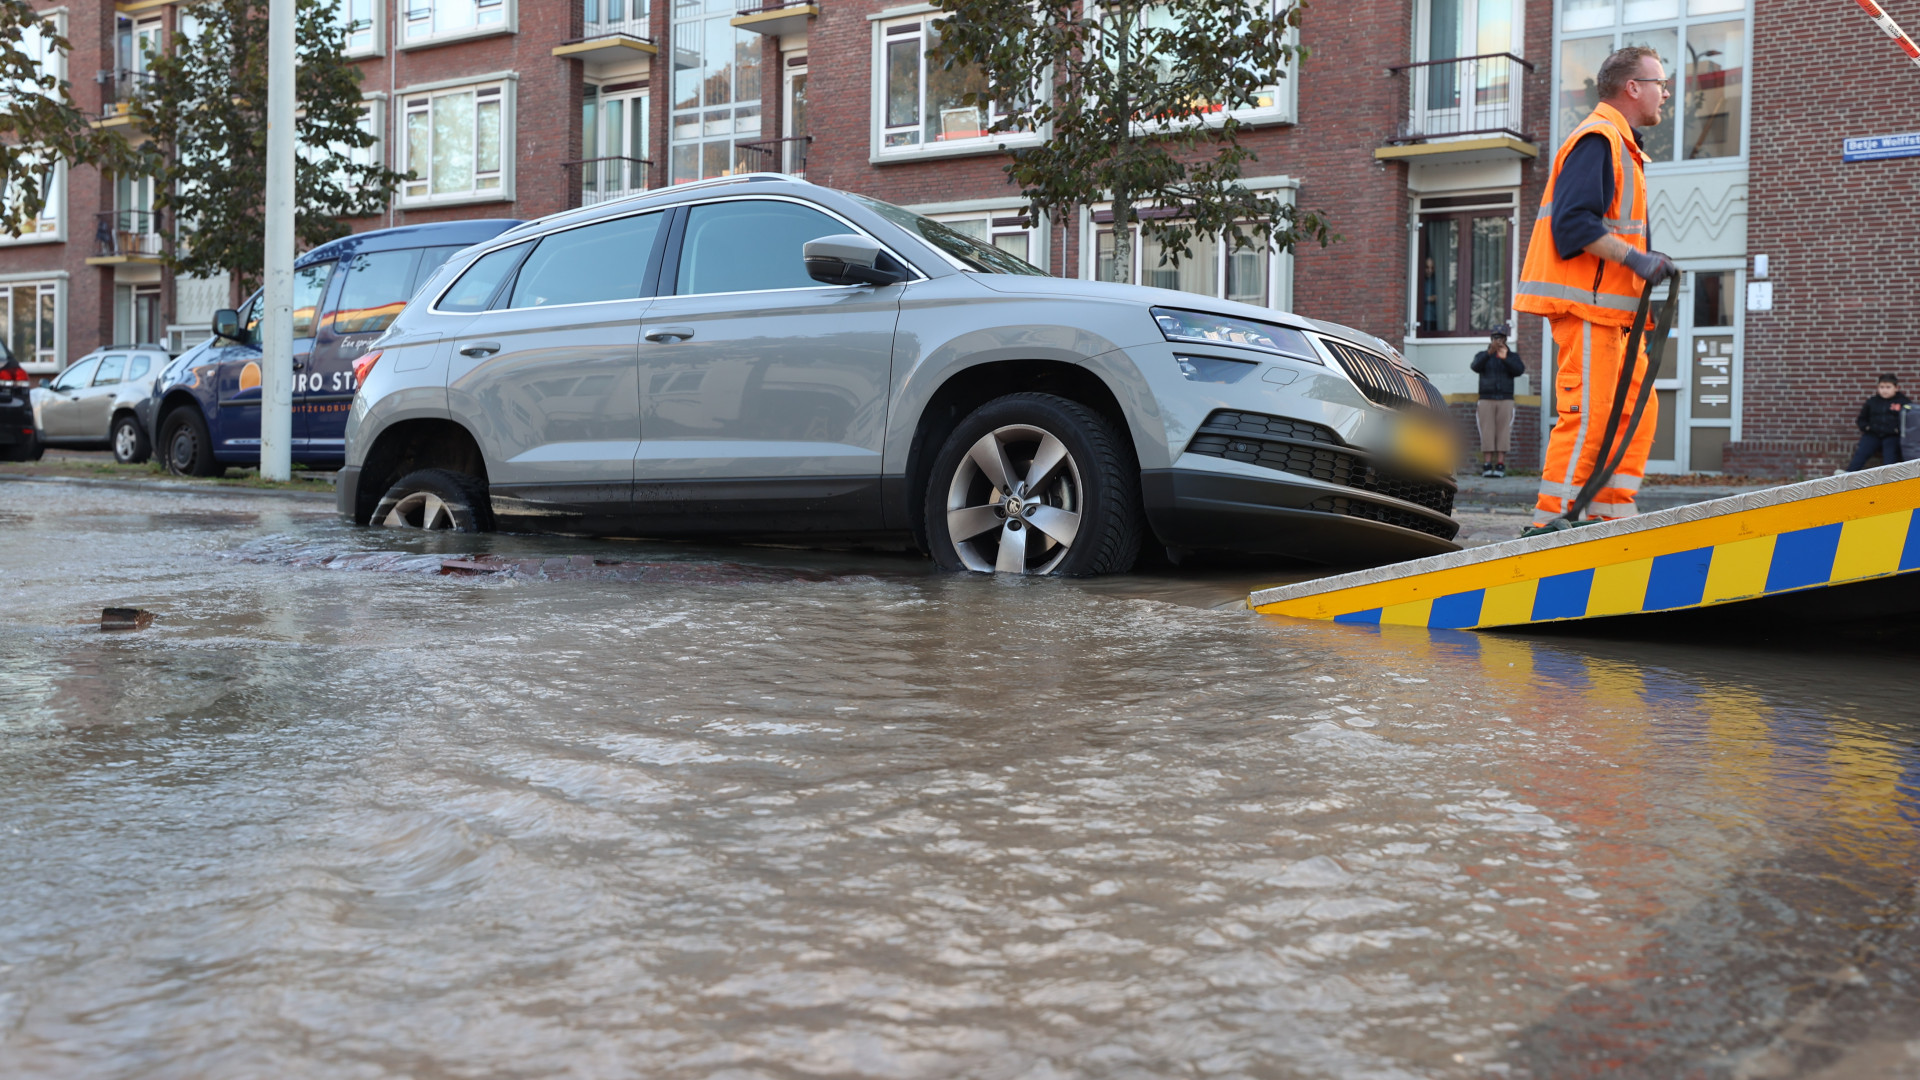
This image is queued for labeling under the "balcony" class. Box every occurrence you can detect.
[563,156,652,207]
[1376,53,1538,165]
[552,3,656,68]
[91,68,151,133]
[87,210,164,265]
[730,0,815,38]
[736,135,809,176]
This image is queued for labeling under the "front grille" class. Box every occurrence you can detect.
[1319,338,1444,412]
[1310,496,1460,541]
[1186,409,1456,519]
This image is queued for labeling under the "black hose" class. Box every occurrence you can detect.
[1554,271,1683,526]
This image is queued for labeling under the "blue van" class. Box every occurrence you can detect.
[151,219,520,474]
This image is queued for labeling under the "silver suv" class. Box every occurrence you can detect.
[340,175,1460,574]
[31,345,172,463]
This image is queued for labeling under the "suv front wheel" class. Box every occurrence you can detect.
[371,469,495,532]
[925,393,1142,576]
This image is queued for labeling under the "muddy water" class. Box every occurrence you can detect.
[3,482,1919,1079]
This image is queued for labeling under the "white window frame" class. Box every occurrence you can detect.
[3,9,67,242]
[1074,176,1298,312]
[399,78,515,206]
[400,0,513,49]
[1121,2,1299,132]
[339,0,382,55]
[1403,188,1520,343]
[0,274,66,373]
[869,10,1042,163]
[582,81,649,204]
[916,203,1046,272]
[1551,0,1752,172]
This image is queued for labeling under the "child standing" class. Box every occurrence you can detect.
[1845,374,1911,471]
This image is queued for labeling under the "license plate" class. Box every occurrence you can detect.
[1393,418,1457,475]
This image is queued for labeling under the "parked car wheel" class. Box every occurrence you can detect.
[112,414,150,465]
[371,469,495,532]
[925,393,1142,576]
[7,433,41,462]
[160,408,221,477]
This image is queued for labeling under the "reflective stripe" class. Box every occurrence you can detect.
[1589,498,1639,518]
[1515,280,1644,312]
[1605,218,1646,236]
[1608,473,1643,492]
[1563,321,1593,489]
[1538,479,1582,497]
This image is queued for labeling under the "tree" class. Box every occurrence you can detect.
[929,0,1334,284]
[0,0,146,236]
[138,0,405,292]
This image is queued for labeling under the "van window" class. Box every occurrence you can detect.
[439,243,530,313]
[93,355,127,385]
[292,261,334,337]
[411,245,466,296]
[128,355,151,380]
[676,200,847,296]
[508,212,661,308]
[329,250,424,335]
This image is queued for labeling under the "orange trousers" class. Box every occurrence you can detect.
[1535,315,1658,522]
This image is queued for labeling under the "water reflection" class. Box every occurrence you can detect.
[2,484,1918,1078]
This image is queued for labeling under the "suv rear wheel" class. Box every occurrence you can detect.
[371,469,495,532]
[160,408,220,476]
[925,393,1142,576]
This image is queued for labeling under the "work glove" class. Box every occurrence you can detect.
[1623,248,1676,283]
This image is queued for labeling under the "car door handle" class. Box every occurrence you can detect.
[644,327,695,343]
[459,341,502,357]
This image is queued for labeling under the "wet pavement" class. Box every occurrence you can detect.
[3,479,1919,1079]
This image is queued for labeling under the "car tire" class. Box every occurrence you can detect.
[7,433,41,462]
[160,408,221,477]
[925,392,1142,576]
[370,468,495,533]
[111,414,150,465]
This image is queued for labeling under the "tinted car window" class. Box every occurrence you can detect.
[439,243,529,313]
[128,355,151,381]
[292,261,334,337]
[329,250,423,335]
[241,292,264,342]
[93,354,127,385]
[677,201,848,296]
[509,213,661,308]
[51,358,98,391]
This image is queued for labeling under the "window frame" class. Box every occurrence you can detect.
[1120,0,1300,133]
[1,277,63,372]
[1551,0,1751,170]
[399,78,515,207]
[926,210,1042,271]
[869,12,1043,163]
[1408,191,1518,340]
[340,0,382,55]
[2,10,66,243]
[400,0,513,49]
[503,210,667,310]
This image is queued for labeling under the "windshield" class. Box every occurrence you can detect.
[849,194,1049,277]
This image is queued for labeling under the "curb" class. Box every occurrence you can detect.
[0,472,335,502]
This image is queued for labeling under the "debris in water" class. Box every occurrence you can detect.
[101,608,154,631]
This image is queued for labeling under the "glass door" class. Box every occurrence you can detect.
[784,60,808,174]
[582,84,649,203]
[1647,268,1742,473]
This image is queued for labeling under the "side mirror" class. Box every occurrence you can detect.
[804,234,906,287]
[36,377,49,388]
[211,308,243,343]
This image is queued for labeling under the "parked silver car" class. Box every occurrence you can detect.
[341,175,1460,574]
[31,345,172,463]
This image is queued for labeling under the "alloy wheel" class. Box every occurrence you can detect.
[944,424,1083,574]
[114,422,140,462]
[379,491,460,530]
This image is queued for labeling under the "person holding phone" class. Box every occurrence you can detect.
[1470,324,1525,477]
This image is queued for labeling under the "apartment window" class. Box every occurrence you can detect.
[582,83,649,203]
[404,0,506,44]
[1,14,61,240]
[783,57,808,174]
[113,284,162,347]
[1414,192,1514,337]
[2,282,58,369]
[585,0,649,35]
[875,16,1013,157]
[1094,222,1275,308]
[1556,0,1746,162]
[933,213,1037,268]
[403,83,507,203]
[1411,0,1520,138]
[1130,4,1292,125]
[669,0,761,183]
[340,0,378,53]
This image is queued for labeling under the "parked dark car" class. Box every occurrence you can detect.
[30,344,171,462]
[150,218,520,475]
[0,341,36,461]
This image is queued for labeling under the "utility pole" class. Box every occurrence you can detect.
[260,0,295,481]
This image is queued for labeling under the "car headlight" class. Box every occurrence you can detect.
[1152,307,1322,364]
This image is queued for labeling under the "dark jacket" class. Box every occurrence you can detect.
[1858,392,1912,437]
[1471,347,1526,400]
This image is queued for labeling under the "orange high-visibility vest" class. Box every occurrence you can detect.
[1514,102,1651,328]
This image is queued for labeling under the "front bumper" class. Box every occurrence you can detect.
[336,465,363,522]
[1141,466,1460,565]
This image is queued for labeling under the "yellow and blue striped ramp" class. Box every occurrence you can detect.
[1249,459,1920,629]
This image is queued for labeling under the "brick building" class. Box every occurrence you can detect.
[5,0,1910,478]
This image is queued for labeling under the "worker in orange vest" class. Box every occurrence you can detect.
[1515,46,1677,526]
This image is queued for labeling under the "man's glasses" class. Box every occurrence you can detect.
[1630,77,1673,92]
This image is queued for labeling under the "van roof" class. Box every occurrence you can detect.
[295,218,523,268]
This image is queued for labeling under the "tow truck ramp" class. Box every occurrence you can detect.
[1249,460,1920,629]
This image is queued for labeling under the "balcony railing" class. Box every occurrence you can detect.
[1386,52,1534,144]
[96,68,152,121]
[736,135,810,176]
[95,210,163,258]
[571,0,650,41]
[563,156,652,206]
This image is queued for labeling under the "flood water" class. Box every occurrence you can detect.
[3,482,1919,1079]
